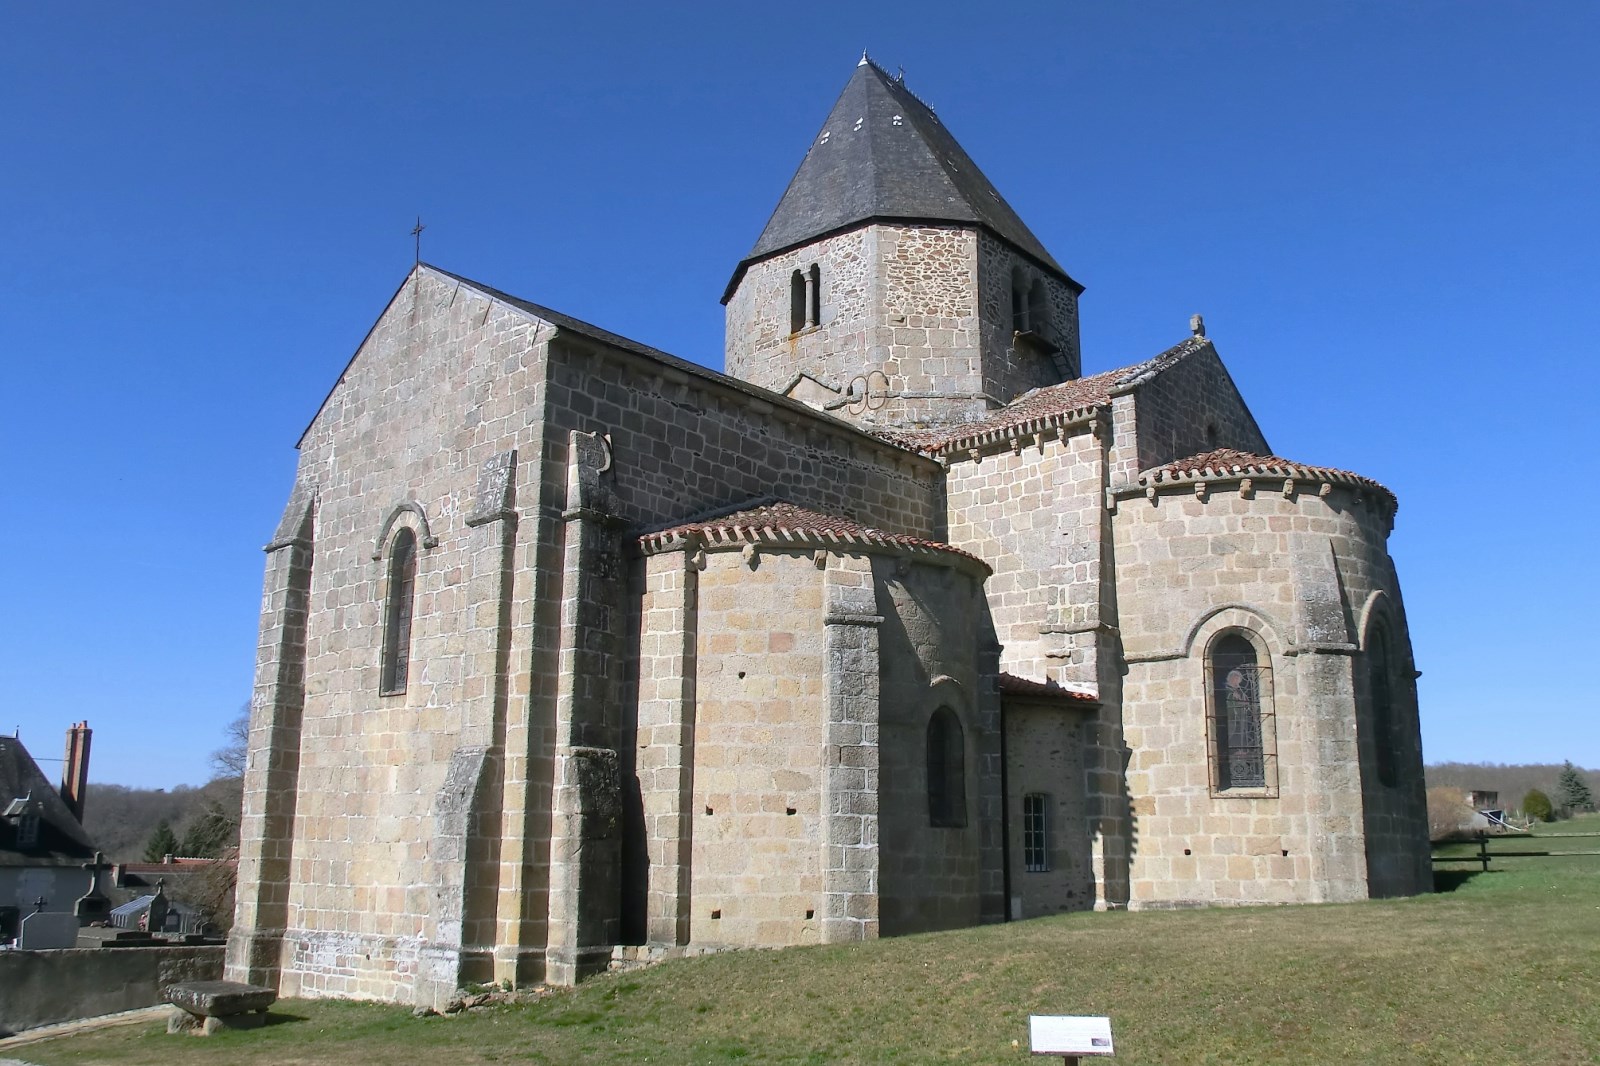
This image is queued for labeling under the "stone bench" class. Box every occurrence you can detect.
[164,980,277,1036]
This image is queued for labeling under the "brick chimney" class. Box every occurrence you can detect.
[60,720,91,823]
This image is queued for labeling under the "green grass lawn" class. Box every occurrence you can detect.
[21,818,1600,1066]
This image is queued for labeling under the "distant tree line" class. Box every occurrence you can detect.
[1426,761,1597,818]
[83,707,248,863]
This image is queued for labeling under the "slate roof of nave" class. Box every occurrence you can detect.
[638,498,986,570]
[727,57,1077,300]
[305,264,923,460]
[1139,448,1398,510]
[888,336,1209,453]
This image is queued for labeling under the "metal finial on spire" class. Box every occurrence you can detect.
[411,216,426,265]
[859,49,870,66]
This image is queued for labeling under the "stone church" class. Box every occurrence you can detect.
[229,58,1431,1007]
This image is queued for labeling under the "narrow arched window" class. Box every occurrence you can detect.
[1011,267,1030,332]
[380,527,418,695]
[1369,622,1399,787]
[927,707,966,827]
[1028,279,1049,339]
[808,263,822,327]
[1210,634,1265,789]
[790,270,807,334]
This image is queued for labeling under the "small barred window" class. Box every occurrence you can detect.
[380,527,418,696]
[16,813,39,849]
[1023,793,1050,872]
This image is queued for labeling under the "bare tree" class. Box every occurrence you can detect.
[209,702,250,780]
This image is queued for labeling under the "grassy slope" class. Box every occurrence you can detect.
[24,816,1600,1066]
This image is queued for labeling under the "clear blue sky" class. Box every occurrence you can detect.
[3,3,1595,789]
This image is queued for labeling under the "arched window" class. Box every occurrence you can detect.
[1209,634,1266,790]
[927,707,966,827]
[1010,267,1030,332]
[1369,622,1399,787]
[808,263,822,327]
[380,527,418,695]
[790,269,807,334]
[1028,278,1049,338]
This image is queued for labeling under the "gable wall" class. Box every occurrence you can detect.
[280,270,556,1001]
[1127,347,1268,476]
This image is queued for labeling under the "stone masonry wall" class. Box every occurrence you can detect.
[976,230,1080,387]
[1112,481,1418,906]
[942,420,1109,689]
[1125,344,1268,476]
[274,268,558,1002]
[545,333,944,538]
[687,550,827,948]
[875,555,992,935]
[727,224,1077,432]
[1004,703,1095,918]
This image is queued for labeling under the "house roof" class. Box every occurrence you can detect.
[639,498,987,571]
[725,57,1077,301]
[0,736,95,867]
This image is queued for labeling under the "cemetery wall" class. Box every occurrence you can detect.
[0,945,222,1035]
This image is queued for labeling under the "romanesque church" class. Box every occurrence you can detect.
[229,58,1431,1007]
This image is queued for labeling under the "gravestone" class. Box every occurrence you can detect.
[17,910,80,950]
[144,880,170,934]
[74,851,114,926]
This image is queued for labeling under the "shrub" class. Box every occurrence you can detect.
[1522,789,1555,823]
[1427,787,1476,842]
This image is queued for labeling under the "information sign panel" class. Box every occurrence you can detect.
[1029,1015,1114,1057]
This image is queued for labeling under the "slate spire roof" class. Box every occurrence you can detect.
[725,57,1078,300]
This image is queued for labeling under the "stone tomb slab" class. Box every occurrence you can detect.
[16,911,80,951]
[165,980,278,1037]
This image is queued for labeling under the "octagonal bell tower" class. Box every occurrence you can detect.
[722,57,1083,431]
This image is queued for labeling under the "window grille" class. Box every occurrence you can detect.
[1023,793,1050,872]
[380,527,418,695]
[927,707,967,827]
[1211,634,1266,789]
[16,813,39,848]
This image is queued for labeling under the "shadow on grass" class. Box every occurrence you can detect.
[1432,869,1488,892]
[261,1012,311,1027]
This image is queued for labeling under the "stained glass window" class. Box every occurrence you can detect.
[1212,634,1265,789]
